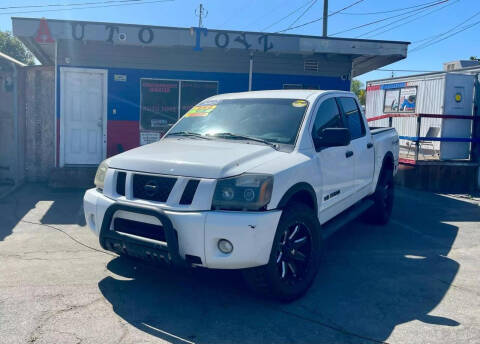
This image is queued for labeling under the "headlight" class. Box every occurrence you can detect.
[212,174,273,211]
[94,160,109,191]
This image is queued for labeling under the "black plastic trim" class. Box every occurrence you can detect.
[116,172,126,196]
[99,202,187,267]
[276,182,318,214]
[180,179,200,205]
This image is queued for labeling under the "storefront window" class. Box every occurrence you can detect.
[383,89,400,112]
[383,87,417,113]
[399,87,417,112]
[180,81,218,116]
[140,79,179,132]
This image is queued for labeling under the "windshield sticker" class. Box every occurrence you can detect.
[185,105,217,117]
[292,100,307,107]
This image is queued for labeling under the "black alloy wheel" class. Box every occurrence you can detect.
[275,222,312,285]
[242,203,322,302]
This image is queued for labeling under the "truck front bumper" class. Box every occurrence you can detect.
[83,188,282,269]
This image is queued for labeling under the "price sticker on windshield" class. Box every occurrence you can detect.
[185,105,217,117]
[292,100,307,107]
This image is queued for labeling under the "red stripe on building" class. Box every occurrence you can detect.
[107,121,140,157]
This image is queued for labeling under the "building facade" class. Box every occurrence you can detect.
[12,17,409,174]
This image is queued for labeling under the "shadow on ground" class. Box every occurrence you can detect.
[98,188,480,343]
[0,183,86,241]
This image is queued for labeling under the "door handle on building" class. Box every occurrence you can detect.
[367,142,373,149]
[346,151,354,158]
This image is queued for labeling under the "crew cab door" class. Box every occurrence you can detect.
[311,97,356,219]
[337,97,374,198]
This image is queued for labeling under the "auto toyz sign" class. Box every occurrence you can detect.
[31,18,295,53]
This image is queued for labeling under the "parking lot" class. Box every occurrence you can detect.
[0,184,479,344]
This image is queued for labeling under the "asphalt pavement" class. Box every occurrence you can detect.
[0,184,479,344]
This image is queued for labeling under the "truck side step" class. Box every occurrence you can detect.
[321,198,375,239]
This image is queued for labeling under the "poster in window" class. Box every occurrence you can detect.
[383,89,400,112]
[180,81,218,116]
[140,79,179,132]
[399,87,417,112]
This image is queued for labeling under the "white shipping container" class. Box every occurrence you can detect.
[366,72,475,160]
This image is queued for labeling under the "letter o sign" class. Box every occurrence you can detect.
[215,32,229,48]
[138,27,154,44]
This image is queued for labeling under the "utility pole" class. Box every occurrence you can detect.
[196,3,207,28]
[322,0,328,37]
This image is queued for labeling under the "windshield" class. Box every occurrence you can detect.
[167,98,309,145]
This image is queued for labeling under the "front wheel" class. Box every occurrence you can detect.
[363,166,394,225]
[242,203,322,302]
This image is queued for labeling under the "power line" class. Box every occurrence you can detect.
[287,0,318,30]
[411,7,480,46]
[0,0,173,16]
[261,0,313,32]
[358,0,458,39]
[330,0,448,36]
[378,69,437,72]
[218,0,255,28]
[0,0,144,10]
[410,17,480,53]
[339,0,445,15]
[276,0,365,33]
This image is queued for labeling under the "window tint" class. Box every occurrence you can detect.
[339,97,365,140]
[311,98,344,138]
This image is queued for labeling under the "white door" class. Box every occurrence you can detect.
[61,68,107,165]
[440,74,475,160]
[311,97,355,218]
[338,97,374,197]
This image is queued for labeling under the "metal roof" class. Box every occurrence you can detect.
[367,64,480,85]
[12,17,410,77]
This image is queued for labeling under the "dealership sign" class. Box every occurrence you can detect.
[28,18,283,53]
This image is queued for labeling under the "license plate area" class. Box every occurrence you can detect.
[111,210,166,243]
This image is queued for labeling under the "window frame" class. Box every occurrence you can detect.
[139,78,219,132]
[337,96,366,140]
[309,96,345,150]
[382,86,418,113]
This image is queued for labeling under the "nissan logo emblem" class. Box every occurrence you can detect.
[144,180,159,196]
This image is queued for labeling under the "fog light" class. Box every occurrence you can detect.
[218,239,233,254]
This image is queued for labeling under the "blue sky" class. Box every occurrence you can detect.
[0,0,478,85]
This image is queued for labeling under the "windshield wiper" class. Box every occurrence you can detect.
[207,132,279,150]
[166,131,211,140]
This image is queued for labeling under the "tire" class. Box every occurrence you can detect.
[242,203,322,302]
[363,166,394,225]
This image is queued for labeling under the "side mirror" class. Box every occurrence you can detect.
[314,128,351,149]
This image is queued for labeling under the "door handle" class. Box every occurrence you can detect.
[346,151,354,158]
[367,142,373,149]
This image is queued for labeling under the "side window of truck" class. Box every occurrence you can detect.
[338,97,366,140]
[311,98,344,138]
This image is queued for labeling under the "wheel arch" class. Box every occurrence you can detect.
[276,182,318,215]
[382,151,395,172]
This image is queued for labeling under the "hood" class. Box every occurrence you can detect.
[107,137,284,179]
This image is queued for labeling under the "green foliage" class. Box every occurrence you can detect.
[470,56,480,62]
[0,31,35,65]
[351,79,366,105]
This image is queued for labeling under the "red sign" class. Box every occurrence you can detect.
[35,19,54,43]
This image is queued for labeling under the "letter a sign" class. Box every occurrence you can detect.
[35,19,54,43]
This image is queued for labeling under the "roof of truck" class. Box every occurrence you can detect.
[208,89,354,102]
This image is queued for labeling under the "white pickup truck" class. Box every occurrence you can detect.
[84,90,399,301]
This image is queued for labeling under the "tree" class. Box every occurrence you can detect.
[351,79,366,105]
[0,31,35,65]
[470,56,480,62]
